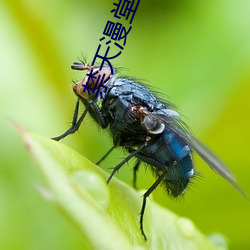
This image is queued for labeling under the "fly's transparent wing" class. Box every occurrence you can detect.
[150,110,247,198]
[170,123,247,198]
[185,133,236,180]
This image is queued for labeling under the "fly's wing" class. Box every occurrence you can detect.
[151,109,247,198]
[182,132,248,197]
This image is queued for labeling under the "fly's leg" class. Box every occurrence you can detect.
[96,145,116,165]
[133,160,141,189]
[52,99,107,141]
[140,172,166,240]
[52,99,88,141]
[88,100,107,129]
[107,143,146,184]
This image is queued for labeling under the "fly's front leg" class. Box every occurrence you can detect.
[88,100,107,129]
[52,99,88,141]
[52,99,108,141]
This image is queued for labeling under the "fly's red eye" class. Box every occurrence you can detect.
[72,64,111,100]
[88,67,111,88]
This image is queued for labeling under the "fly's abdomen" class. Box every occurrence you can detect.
[163,129,194,196]
[164,153,193,197]
[137,128,194,197]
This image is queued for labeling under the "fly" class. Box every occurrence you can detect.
[52,61,247,240]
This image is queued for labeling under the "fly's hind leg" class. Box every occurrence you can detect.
[140,172,166,240]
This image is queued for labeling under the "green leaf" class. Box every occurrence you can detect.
[19,128,226,250]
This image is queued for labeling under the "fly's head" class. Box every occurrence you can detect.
[71,61,112,102]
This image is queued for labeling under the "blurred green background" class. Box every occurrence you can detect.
[1,0,250,249]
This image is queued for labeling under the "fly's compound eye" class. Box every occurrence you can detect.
[142,116,165,134]
[72,62,112,100]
